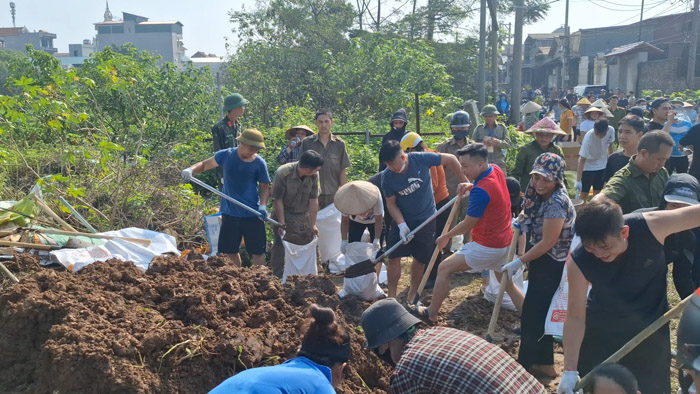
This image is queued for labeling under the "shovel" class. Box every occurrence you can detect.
[344,195,460,279]
[186,175,281,227]
[484,216,523,343]
[410,193,463,306]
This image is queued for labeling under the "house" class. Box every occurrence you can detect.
[55,40,96,68]
[0,26,57,54]
[94,2,186,66]
[523,11,696,94]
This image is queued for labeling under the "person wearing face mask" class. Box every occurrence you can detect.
[379,109,410,171]
[512,117,567,190]
[276,125,314,165]
[594,131,673,213]
[557,199,700,394]
[360,298,546,393]
[436,111,472,222]
[209,304,350,394]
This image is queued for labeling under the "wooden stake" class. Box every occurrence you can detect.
[34,196,77,232]
[0,239,57,250]
[0,261,19,284]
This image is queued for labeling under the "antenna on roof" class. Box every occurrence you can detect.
[9,2,16,27]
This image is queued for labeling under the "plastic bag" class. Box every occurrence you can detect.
[282,237,319,283]
[339,242,385,301]
[483,267,526,311]
[204,214,222,256]
[316,203,344,267]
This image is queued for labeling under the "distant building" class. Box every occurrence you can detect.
[0,26,57,54]
[55,39,96,68]
[94,2,186,66]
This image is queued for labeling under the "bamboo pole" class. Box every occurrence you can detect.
[34,196,77,232]
[30,228,151,246]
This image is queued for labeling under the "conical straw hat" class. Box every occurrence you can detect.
[591,98,607,108]
[576,97,591,105]
[334,181,379,216]
[521,101,543,114]
[525,117,568,136]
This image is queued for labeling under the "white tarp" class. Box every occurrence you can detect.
[282,237,319,283]
[316,204,344,272]
[49,227,179,272]
[339,242,385,301]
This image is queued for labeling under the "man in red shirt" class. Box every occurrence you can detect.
[412,143,522,324]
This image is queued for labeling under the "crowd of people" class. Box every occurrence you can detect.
[181,92,700,393]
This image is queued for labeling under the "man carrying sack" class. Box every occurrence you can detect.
[269,150,325,277]
[336,181,383,256]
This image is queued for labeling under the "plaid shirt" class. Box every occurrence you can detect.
[391,327,546,394]
[276,145,301,165]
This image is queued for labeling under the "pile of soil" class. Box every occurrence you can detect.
[0,254,391,393]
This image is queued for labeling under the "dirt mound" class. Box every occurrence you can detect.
[0,254,390,393]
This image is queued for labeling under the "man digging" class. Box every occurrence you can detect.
[378,140,467,301]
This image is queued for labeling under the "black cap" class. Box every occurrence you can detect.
[391,108,408,123]
[663,173,700,206]
[627,107,645,118]
[650,98,669,109]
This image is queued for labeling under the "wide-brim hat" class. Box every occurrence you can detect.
[480,104,499,116]
[576,97,591,105]
[591,98,607,108]
[601,107,614,118]
[236,128,266,149]
[583,106,604,118]
[521,101,542,114]
[334,181,379,216]
[361,298,421,349]
[525,117,568,136]
[223,93,248,112]
[285,125,314,140]
[684,102,695,109]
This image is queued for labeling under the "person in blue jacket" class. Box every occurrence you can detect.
[496,92,510,118]
[209,304,351,394]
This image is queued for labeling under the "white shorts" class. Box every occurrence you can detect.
[455,241,509,271]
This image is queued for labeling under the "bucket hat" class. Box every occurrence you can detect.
[400,132,423,151]
[576,97,591,106]
[236,128,266,149]
[480,104,499,116]
[223,93,248,112]
[525,117,567,136]
[285,125,314,140]
[529,152,566,182]
[361,298,421,349]
[391,108,408,123]
[521,101,542,114]
[334,181,380,216]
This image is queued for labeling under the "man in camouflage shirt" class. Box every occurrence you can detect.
[212,94,248,182]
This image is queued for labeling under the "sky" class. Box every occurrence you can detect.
[1,0,692,58]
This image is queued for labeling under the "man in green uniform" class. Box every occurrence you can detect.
[594,131,674,213]
[299,109,351,209]
[270,150,325,277]
[212,93,248,183]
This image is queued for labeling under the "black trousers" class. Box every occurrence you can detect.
[665,156,689,174]
[518,253,564,369]
[348,220,375,243]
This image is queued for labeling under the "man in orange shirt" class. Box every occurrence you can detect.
[401,132,450,286]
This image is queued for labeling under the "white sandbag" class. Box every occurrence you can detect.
[50,227,179,272]
[483,267,526,311]
[339,242,385,301]
[203,214,222,256]
[378,263,387,285]
[316,204,343,264]
[282,237,319,283]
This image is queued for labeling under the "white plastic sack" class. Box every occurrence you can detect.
[204,214,222,256]
[50,227,179,272]
[317,204,344,270]
[483,267,527,311]
[339,242,385,301]
[282,237,319,283]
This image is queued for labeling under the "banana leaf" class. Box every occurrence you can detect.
[0,193,39,227]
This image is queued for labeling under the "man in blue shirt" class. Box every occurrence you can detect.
[182,129,271,267]
[379,140,467,301]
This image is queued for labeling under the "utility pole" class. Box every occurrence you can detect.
[561,0,569,90]
[478,0,487,107]
[506,22,512,84]
[638,0,645,42]
[487,0,499,99]
[688,0,699,89]
[511,0,524,125]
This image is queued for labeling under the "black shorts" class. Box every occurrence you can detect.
[349,220,375,243]
[581,169,605,192]
[218,214,267,256]
[387,219,436,264]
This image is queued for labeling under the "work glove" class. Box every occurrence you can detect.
[258,204,268,220]
[501,257,523,280]
[372,238,381,253]
[181,168,193,181]
[398,222,413,244]
[557,370,581,394]
[511,218,521,229]
[340,240,348,254]
[574,181,582,192]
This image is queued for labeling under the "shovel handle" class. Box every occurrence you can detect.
[187,176,281,227]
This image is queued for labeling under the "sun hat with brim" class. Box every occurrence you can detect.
[601,107,614,118]
[583,106,604,119]
[576,97,592,105]
[684,102,695,109]
[480,104,499,116]
[591,98,607,108]
[223,93,248,112]
[285,125,314,140]
[334,181,380,216]
[663,174,700,206]
[670,97,684,105]
[361,298,421,349]
[521,101,543,114]
[400,132,423,151]
[529,152,566,182]
[236,128,266,149]
[525,117,568,136]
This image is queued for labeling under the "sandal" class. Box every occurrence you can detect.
[408,304,437,326]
